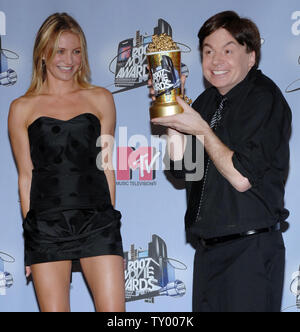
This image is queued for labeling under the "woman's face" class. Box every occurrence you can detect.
[45,31,82,82]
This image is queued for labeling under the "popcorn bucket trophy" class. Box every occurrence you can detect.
[147,34,189,119]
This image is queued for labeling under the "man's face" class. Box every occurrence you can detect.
[202,28,255,95]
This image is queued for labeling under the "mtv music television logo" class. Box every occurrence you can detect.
[117,146,160,182]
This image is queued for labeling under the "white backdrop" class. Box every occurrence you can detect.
[0,0,299,312]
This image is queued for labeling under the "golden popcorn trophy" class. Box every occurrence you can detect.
[147,34,189,119]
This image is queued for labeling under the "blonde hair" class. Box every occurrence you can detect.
[26,12,92,95]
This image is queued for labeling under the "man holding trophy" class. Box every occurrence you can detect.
[148,11,291,312]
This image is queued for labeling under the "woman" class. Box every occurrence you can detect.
[8,13,125,312]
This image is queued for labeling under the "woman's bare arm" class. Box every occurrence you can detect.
[8,98,34,218]
[93,88,117,207]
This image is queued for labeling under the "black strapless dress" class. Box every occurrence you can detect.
[23,113,123,266]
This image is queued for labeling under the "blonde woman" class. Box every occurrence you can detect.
[8,13,125,312]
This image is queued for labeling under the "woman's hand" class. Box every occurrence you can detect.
[26,266,31,278]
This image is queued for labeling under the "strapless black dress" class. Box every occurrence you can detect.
[23,113,123,266]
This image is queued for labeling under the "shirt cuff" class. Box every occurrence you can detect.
[167,158,186,179]
[232,152,257,187]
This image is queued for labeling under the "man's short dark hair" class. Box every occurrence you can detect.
[198,11,261,66]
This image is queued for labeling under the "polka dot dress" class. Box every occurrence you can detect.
[23,113,123,266]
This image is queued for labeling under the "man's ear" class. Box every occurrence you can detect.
[249,51,256,68]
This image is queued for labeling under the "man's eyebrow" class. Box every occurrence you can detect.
[203,40,238,48]
[203,42,212,48]
[223,41,238,47]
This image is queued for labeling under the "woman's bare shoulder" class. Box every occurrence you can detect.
[82,86,115,118]
[9,94,40,126]
[83,86,113,99]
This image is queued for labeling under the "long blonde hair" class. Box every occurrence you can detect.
[26,12,92,95]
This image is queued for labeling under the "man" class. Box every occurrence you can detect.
[151,11,292,312]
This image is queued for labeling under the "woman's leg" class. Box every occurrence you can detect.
[30,260,72,312]
[80,255,125,312]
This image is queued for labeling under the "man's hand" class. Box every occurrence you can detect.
[151,96,210,137]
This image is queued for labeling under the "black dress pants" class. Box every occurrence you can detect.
[193,230,285,312]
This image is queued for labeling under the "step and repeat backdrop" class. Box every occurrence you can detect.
[0,0,300,312]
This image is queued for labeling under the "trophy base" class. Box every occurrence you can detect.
[150,102,183,119]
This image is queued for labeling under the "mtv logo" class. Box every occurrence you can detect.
[117,146,159,181]
[0,11,6,35]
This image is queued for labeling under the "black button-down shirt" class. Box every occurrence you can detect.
[169,67,292,240]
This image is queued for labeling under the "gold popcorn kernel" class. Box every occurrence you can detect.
[147,33,179,53]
